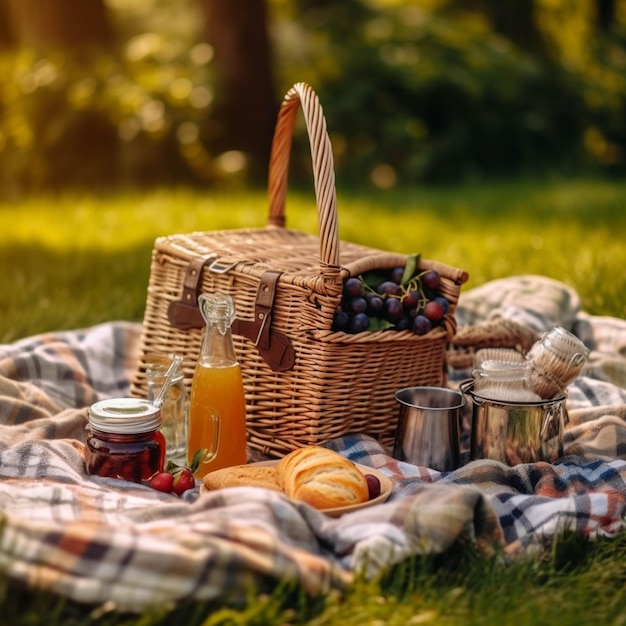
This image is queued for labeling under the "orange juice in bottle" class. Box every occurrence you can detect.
[188,293,247,477]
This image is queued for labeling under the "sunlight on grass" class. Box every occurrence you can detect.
[1,177,624,342]
[0,190,269,250]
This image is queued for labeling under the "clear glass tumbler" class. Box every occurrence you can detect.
[146,353,189,466]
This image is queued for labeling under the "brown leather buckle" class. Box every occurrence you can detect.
[232,271,295,372]
[167,256,215,330]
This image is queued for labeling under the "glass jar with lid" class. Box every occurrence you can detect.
[526,326,589,399]
[472,359,541,402]
[85,397,165,482]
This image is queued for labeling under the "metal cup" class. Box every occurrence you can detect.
[393,386,465,472]
[460,379,566,466]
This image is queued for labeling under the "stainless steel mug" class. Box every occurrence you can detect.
[393,386,465,472]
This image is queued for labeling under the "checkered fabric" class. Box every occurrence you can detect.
[1,276,625,613]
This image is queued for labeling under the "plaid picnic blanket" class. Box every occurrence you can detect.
[1,275,626,613]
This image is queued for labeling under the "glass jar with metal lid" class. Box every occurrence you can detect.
[472,359,541,402]
[526,326,589,399]
[85,397,165,482]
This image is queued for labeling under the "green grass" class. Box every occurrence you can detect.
[2,531,626,625]
[1,176,626,624]
[1,176,624,343]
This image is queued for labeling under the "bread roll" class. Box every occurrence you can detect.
[276,446,369,509]
[202,464,281,492]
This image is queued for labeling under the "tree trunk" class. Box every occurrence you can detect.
[0,0,118,192]
[0,0,15,48]
[198,0,277,183]
[597,0,616,32]
[1,0,113,51]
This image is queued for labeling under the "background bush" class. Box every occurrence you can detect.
[279,3,590,185]
[0,0,625,194]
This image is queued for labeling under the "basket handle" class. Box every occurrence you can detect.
[268,82,341,282]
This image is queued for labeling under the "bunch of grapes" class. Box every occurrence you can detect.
[332,262,450,336]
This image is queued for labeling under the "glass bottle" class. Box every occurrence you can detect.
[85,397,165,482]
[146,353,189,466]
[188,293,247,478]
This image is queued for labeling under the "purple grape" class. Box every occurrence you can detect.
[390,267,404,284]
[332,311,350,332]
[344,277,364,297]
[376,281,402,297]
[403,289,420,311]
[365,474,381,499]
[349,296,368,314]
[424,300,445,322]
[412,314,432,336]
[349,313,370,333]
[422,270,441,291]
[365,294,384,313]
[393,317,410,331]
[434,296,450,314]
[384,298,404,321]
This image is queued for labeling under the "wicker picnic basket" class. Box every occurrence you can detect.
[130,82,468,458]
[446,319,541,371]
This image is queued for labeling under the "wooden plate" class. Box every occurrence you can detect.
[200,460,393,517]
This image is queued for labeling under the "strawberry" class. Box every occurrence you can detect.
[145,448,207,495]
[172,468,195,495]
[149,471,174,493]
[157,448,206,496]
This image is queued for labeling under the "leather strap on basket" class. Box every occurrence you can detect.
[267,82,342,295]
[167,256,215,330]
[168,259,295,372]
[232,271,295,372]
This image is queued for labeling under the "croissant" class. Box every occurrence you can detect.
[277,446,369,509]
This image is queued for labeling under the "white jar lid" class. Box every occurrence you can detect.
[88,398,161,434]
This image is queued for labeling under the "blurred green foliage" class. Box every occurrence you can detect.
[274,0,626,186]
[279,3,587,184]
[0,32,217,193]
[0,0,625,194]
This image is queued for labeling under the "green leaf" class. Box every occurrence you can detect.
[360,270,390,291]
[165,460,182,473]
[367,317,395,331]
[189,448,209,474]
[164,448,209,475]
[401,253,421,285]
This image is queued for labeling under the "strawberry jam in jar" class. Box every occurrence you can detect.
[86,398,165,483]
